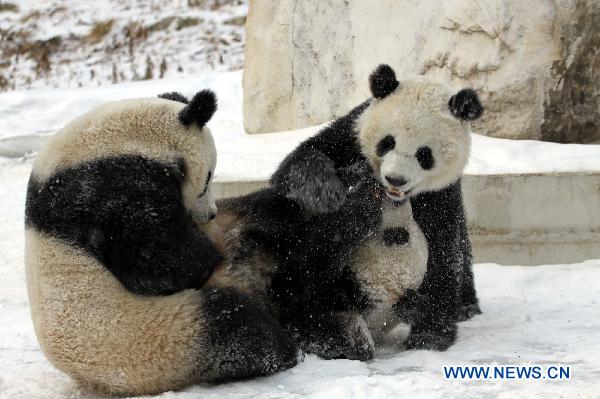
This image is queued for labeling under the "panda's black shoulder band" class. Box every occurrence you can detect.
[158,91,189,104]
[369,64,399,99]
[448,88,483,121]
[383,227,409,246]
[179,89,217,128]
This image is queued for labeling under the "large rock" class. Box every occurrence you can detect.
[243,0,600,143]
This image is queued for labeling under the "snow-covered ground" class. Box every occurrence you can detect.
[0,0,247,91]
[1,71,600,398]
[1,161,599,398]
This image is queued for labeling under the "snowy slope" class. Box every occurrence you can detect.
[0,0,247,91]
[1,161,599,398]
[1,70,600,180]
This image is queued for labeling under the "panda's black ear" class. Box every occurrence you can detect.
[158,91,189,104]
[369,64,400,99]
[178,89,217,128]
[448,89,483,121]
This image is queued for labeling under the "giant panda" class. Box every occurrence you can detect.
[203,167,386,361]
[269,64,484,352]
[24,90,298,396]
[202,141,428,361]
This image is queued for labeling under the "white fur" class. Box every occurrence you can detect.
[358,77,472,196]
[31,97,218,222]
[352,77,474,340]
[26,97,219,395]
[350,200,428,339]
[25,229,209,395]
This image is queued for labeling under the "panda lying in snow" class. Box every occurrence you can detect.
[206,64,483,359]
[24,91,299,396]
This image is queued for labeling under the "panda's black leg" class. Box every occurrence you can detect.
[402,261,459,351]
[198,287,300,382]
[457,265,482,321]
[286,312,374,361]
[394,290,457,351]
[404,320,457,352]
[457,227,482,321]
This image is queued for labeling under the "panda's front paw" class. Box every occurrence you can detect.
[338,312,375,361]
[456,303,482,322]
[338,177,384,242]
[404,329,456,351]
[272,149,348,214]
[288,167,347,214]
[336,160,373,187]
[294,312,374,361]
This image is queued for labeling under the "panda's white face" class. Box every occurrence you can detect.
[358,78,472,200]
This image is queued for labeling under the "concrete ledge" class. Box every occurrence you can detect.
[464,172,600,265]
[214,171,600,266]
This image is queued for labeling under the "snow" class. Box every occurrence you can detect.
[0,70,599,397]
[466,134,600,176]
[1,161,599,398]
[0,0,247,91]
[1,70,600,181]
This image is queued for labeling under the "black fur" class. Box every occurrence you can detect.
[178,89,217,128]
[25,155,222,296]
[286,311,373,361]
[268,97,481,352]
[369,64,400,99]
[415,146,435,170]
[405,180,481,350]
[383,227,409,246]
[158,91,189,104]
[219,172,383,360]
[376,135,396,157]
[448,88,483,121]
[198,287,299,381]
[271,101,370,214]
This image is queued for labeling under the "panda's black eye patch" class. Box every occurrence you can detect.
[416,146,434,170]
[198,171,212,198]
[376,135,396,157]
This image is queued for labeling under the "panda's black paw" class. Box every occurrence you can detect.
[404,330,456,351]
[337,176,384,243]
[275,150,347,214]
[336,160,373,187]
[293,312,374,361]
[456,303,482,322]
[392,289,429,324]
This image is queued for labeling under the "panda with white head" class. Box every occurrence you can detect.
[271,63,483,351]
[360,64,477,203]
[24,90,298,396]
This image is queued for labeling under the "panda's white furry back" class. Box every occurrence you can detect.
[24,92,298,396]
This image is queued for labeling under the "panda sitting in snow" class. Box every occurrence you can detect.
[205,64,483,359]
[270,64,484,352]
[24,90,299,396]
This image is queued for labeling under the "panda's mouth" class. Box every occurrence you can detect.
[385,186,411,202]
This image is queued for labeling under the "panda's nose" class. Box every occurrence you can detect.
[385,175,408,188]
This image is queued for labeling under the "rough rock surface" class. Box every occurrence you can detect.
[243,0,600,143]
